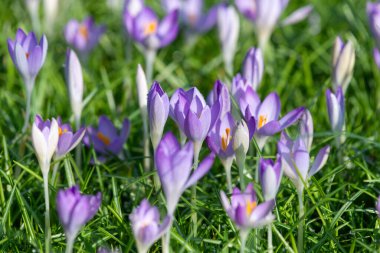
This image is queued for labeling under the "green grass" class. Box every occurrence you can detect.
[0,0,379,252]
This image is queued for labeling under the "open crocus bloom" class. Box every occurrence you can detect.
[278,132,330,193]
[235,86,304,149]
[54,117,86,159]
[130,199,171,253]
[7,28,48,89]
[124,5,179,50]
[155,132,215,215]
[56,185,102,243]
[220,183,275,230]
[64,17,105,54]
[162,0,219,34]
[84,116,130,160]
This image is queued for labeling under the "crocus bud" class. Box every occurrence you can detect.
[26,0,40,32]
[332,37,355,93]
[218,5,239,75]
[233,120,250,164]
[300,109,313,152]
[242,47,264,90]
[259,156,282,201]
[56,185,101,245]
[148,82,169,150]
[377,196,380,218]
[43,0,58,34]
[326,87,345,134]
[137,64,148,114]
[32,115,59,175]
[65,49,84,122]
[130,199,171,253]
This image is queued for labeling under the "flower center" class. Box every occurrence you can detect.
[25,52,30,59]
[97,132,111,146]
[58,127,68,136]
[188,13,197,25]
[79,25,89,40]
[258,115,267,129]
[245,200,257,216]
[144,21,158,36]
[221,128,231,151]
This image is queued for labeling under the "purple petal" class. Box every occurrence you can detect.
[185,153,215,189]
[278,107,305,130]
[249,199,275,225]
[308,145,330,178]
[281,5,313,26]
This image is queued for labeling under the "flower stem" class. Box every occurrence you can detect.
[75,116,82,170]
[162,230,171,253]
[42,171,51,253]
[65,234,74,253]
[239,230,249,253]
[236,153,246,189]
[145,49,156,85]
[297,189,304,253]
[51,161,60,186]
[22,88,32,133]
[268,224,273,253]
[191,141,202,237]
[223,159,233,193]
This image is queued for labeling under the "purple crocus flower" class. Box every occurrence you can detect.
[7,28,48,89]
[278,132,330,193]
[220,183,275,230]
[148,82,169,150]
[55,117,86,159]
[207,80,230,120]
[130,199,171,253]
[64,17,105,54]
[241,47,264,91]
[155,132,215,215]
[123,5,179,50]
[326,87,345,134]
[374,48,380,69]
[367,2,380,45]
[300,109,313,152]
[162,0,219,34]
[259,156,282,201]
[332,37,355,93]
[56,185,101,248]
[235,86,305,150]
[84,116,130,161]
[377,195,380,218]
[170,87,217,149]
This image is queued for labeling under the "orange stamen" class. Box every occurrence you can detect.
[258,115,267,129]
[144,21,158,36]
[221,128,231,151]
[79,25,89,40]
[246,200,257,215]
[58,127,68,136]
[97,132,111,146]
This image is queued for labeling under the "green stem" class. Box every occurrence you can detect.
[75,116,82,170]
[162,230,171,253]
[236,153,246,189]
[43,172,51,253]
[51,161,60,186]
[297,189,304,253]
[191,141,202,238]
[22,87,32,133]
[65,234,74,253]
[223,158,233,193]
[64,158,75,187]
[145,49,156,85]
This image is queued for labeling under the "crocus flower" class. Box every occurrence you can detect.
[26,0,40,32]
[43,0,58,34]
[377,195,380,218]
[64,17,105,54]
[162,0,219,34]
[374,48,380,69]
[233,120,250,188]
[367,2,380,45]
[218,5,239,75]
[332,37,355,93]
[155,132,215,215]
[220,183,275,230]
[65,49,84,124]
[148,82,169,150]
[130,199,171,253]
[241,47,264,91]
[170,87,216,152]
[123,5,179,50]
[55,117,86,159]
[259,156,282,201]
[326,87,345,134]
[123,0,144,35]
[84,116,130,161]
[278,132,330,193]
[56,185,102,250]
[8,29,48,131]
[300,109,313,152]
[235,87,304,150]
[235,0,288,50]
[207,112,236,191]
[32,115,59,175]
[281,5,313,26]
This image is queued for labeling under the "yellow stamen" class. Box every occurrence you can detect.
[221,128,231,151]
[97,132,111,146]
[79,25,89,40]
[246,200,257,215]
[258,115,267,129]
[144,21,158,36]
[58,127,68,136]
